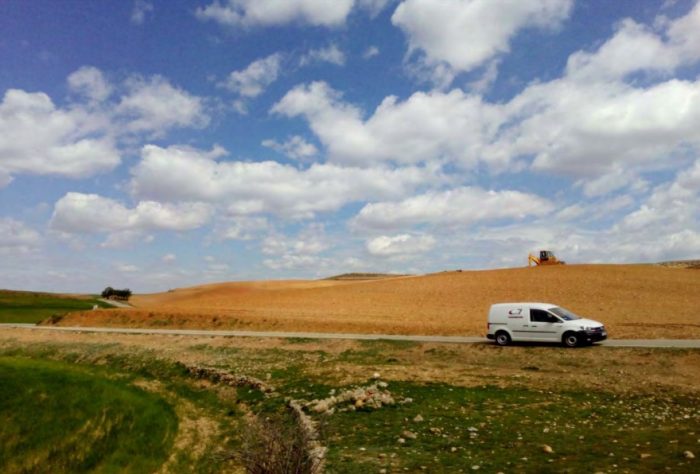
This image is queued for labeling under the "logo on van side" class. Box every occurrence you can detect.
[508,308,523,318]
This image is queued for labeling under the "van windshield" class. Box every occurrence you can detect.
[549,307,581,321]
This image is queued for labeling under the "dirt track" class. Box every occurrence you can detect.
[57,264,700,339]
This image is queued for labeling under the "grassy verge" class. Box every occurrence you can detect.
[0,290,111,324]
[0,345,247,473]
[1,334,698,473]
[321,382,699,472]
[0,356,177,473]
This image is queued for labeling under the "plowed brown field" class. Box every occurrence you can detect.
[58,264,700,339]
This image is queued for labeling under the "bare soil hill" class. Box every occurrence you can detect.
[57,264,700,339]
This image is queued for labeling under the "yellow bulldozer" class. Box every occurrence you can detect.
[528,250,565,266]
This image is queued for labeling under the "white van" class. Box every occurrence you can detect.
[486,302,607,347]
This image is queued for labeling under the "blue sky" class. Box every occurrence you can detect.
[1,0,699,292]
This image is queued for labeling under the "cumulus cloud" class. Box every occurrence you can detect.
[272,81,502,168]
[565,2,700,83]
[0,89,120,185]
[2,66,213,186]
[131,0,154,25]
[116,75,209,135]
[50,192,211,235]
[489,3,700,188]
[272,4,700,193]
[0,218,41,252]
[263,254,325,271]
[67,66,112,102]
[262,223,328,256]
[353,187,554,230]
[358,0,394,17]
[261,135,318,160]
[223,53,283,98]
[214,216,268,240]
[300,44,345,66]
[366,233,435,256]
[363,46,380,59]
[129,144,439,218]
[392,0,573,84]
[196,0,355,28]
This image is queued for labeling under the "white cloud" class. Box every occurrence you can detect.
[616,159,700,234]
[0,218,41,252]
[116,75,209,135]
[129,144,438,218]
[1,68,210,186]
[131,0,154,25]
[366,233,435,256]
[99,230,153,249]
[224,53,283,97]
[565,3,700,83]
[272,81,503,168]
[263,254,325,271]
[358,0,393,17]
[215,216,268,240]
[262,135,318,160]
[162,253,177,263]
[300,44,345,66]
[353,187,554,230]
[391,0,573,84]
[363,46,380,59]
[116,263,140,273]
[67,66,112,102]
[260,225,334,272]
[50,192,211,235]
[262,223,328,255]
[271,4,700,195]
[196,0,355,28]
[0,89,120,184]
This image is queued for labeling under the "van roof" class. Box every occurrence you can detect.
[490,302,558,310]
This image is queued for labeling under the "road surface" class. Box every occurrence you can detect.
[1,324,699,348]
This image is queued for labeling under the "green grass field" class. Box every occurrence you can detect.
[0,356,177,473]
[1,332,699,472]
[0,290,110,324]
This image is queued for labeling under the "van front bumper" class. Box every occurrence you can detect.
[583,329,607,343]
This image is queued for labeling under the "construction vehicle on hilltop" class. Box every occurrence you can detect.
[528,250,566,266]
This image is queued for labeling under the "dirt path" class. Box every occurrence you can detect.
[98,298,133,308]
[2,324,699,348]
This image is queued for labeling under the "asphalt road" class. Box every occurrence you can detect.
[1,324,699,348]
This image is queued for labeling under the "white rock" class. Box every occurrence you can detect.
[684,451,695,459]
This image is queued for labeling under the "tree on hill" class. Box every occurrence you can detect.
[101,287,132,300]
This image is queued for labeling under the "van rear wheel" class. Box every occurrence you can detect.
[563,332,579,348]
[495,331,511,346]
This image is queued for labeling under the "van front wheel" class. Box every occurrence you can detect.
[495,331,511,346]
[563,332,580,348]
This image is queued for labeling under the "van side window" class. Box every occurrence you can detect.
[531,309,557,323]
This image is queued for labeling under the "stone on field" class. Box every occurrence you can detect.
[684,450,695,459]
